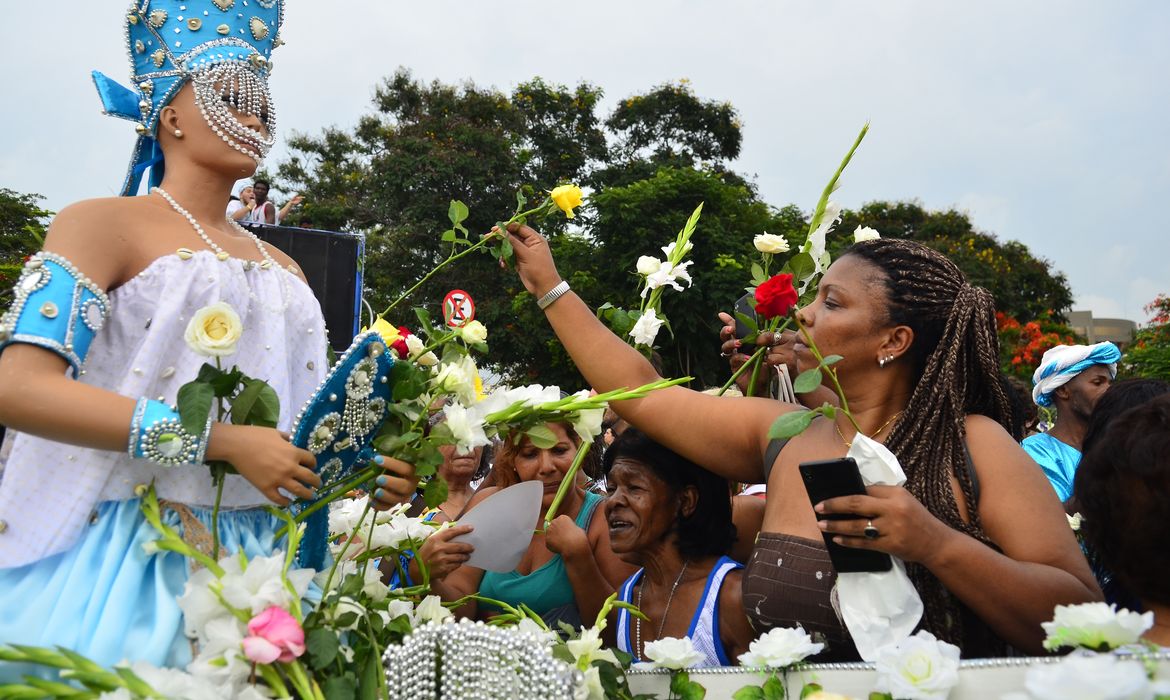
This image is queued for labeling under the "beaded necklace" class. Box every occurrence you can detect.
[153,186,290,313]
[634,559,689,661]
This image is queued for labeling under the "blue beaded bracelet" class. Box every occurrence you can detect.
[128,397,212,467]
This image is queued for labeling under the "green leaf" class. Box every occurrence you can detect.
[500,238,514,260]
[792,368,823,394]
[868,694,894,700]
[821,354,844,366]
[670,671,707,700]
[733,687,766,700]
[358,647,382,700]
[231,379,280,428]
[750,262,766,285]
[525,424,558,449]
[448,200,469,226]
[196,362,222,384]
[323,675,357,700]
[176,381,214,436]
[210,367,243,398]
[735,311,759,336]
[762,674,786,700]
[423,476,449,509]
[768,410,814,440]
[787,252,816,281]
[414,307,433,331]
[441,229,457,242]
[306,627,340,670]
[821,404,837,420]
[799,683,823,699]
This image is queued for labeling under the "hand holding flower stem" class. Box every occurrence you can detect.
[380,186,583,319]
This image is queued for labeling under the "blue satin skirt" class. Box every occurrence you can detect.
[0,498,285,680]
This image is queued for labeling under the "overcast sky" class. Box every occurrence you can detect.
[3,1,1167,322]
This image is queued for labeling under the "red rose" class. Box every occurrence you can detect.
[391,326,412,359]
[755,273,799,319]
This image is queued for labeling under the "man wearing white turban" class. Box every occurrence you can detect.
[1022,342,1121,503]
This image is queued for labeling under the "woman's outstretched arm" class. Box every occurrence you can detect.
[505,224,790,483]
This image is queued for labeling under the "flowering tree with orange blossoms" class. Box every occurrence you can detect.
[996,310,1083,380]
[1121,294,1170,379]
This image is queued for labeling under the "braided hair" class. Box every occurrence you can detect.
[844,238,1014,653]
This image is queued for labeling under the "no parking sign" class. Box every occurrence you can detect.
[442,289,476,328]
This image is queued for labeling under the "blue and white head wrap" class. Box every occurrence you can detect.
[91,0,284,196]
[1031,342,1122,407]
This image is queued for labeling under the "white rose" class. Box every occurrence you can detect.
[754,232,791,254]
[628,308,665,347]
[1042,603,1154,651]
[636,255,664,276]
[184,302,243,357]
[873,630,961,700]
[459,320,488,344]
[1022,653,1153,700]
[405,334,438,366]
[853,225,881,243]
[387,598,415,622]
[414,595,453,625]
[643,636,703,670]
[433,357,478,405]
[738,626,825,668]
[441,402,490,455]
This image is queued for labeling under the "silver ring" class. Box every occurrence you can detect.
[864,520,879,540]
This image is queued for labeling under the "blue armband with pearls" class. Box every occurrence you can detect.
[0,252,111,377]
[128,397,213,467]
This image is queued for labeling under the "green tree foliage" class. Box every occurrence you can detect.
[834,201,1074,323]
[272,73,1075,391]
[0,188,51,288]
[1122,294,1170,379]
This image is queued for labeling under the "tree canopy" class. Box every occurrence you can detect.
[272,71,1076,390]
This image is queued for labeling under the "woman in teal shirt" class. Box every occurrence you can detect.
[426,422,635,627]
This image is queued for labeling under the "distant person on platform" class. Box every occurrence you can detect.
[245,179,302,225]
[1022,342,1121,504]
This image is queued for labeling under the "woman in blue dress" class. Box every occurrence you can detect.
[0,0,411,675]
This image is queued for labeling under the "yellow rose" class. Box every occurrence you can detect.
[184,301,243,357]
[365,316,401,344]
[549,184,584,219]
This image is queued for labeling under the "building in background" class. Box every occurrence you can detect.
[1068,310,1136,349]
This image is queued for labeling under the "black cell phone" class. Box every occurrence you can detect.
[798,457,892,573]
[733,293,756,339]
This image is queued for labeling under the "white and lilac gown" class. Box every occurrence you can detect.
[0,250,327,674]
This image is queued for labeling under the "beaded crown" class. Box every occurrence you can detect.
[91,0,284,196]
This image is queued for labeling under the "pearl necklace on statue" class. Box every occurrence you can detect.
[153,186,291,314]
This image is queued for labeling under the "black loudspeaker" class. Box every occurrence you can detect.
[245,223,364,353]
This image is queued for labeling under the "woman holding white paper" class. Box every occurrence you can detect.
[423,422,634,627]
[501,227,1100,659]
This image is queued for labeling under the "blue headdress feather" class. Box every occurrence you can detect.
[94,0,284,195]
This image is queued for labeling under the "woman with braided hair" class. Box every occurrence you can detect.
[500,228,1100,660]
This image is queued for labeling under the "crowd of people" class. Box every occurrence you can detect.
[1,0,1166,683]
[373,232,1168,665]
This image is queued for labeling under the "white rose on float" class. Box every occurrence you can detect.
[441,402,490,455]
[872,630,961,700]
[184,301,243,357]
[1019,653,1153,700]
[414,595,453,625]
[853,225,881,243]
[628,308,665,347]
[738,626,825,668]
[754,232,791,254]
[459,319,488,344]
[404,333,438,366]
[643,636,703,670]
[1041,602,1154,651]
[636,255,664,276]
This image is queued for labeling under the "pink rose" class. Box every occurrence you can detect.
[242,606,306,664]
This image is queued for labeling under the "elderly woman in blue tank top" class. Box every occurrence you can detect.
[606,428,755,666]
